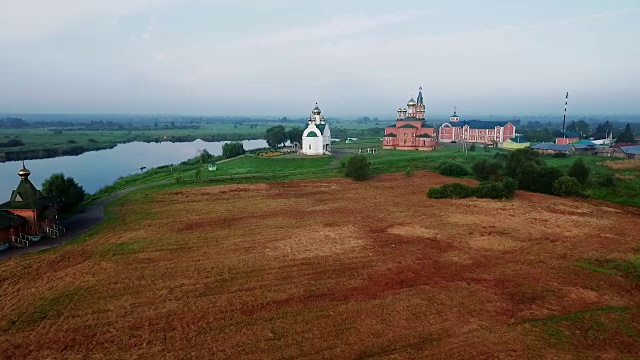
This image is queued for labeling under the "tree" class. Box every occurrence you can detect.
[567,158,591,185]
[222,142,245,159]
[344,155,371,181]
[198,149,213,164]
[616,123,637,144]
[286,127,304,146]
[265,125,287,148]
[552,176,585,197]
[566,120,590,137]
[41,173,86,211]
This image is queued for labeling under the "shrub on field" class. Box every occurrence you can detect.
[344,155,371,181]
[552,176,585,197]
[437,162,470,177]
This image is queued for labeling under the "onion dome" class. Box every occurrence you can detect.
[402,108,407,113]
[18,161,31,179]
[397,107,403,112]
[407,97,417,107]
[312,102,321,115]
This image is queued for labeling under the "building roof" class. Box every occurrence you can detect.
[559,131,580,138]
[611,142,637,149]
[0,210,24,228]
[531,143,574,151]
[571,139,597,146]
[620,146,640,155]
[443,120,511,129]
[384,133,397,138]
[316,123,326,134]
[416,133,432,138]
[398,123,418,129]
[0,178,61,210]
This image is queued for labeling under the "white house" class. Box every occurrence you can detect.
[302,103,331,156]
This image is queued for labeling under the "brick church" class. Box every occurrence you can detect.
[383,87,437,151]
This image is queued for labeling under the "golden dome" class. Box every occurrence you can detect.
[312,103,321,115]
[18,161,31,179]
[407,97,417,106]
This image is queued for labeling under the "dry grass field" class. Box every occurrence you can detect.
[1,172,639,359]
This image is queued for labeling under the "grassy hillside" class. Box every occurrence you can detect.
[1,173,638,358]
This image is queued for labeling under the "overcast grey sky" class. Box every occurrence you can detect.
[0,0,638,117]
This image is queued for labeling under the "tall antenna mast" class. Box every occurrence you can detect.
[562,92,569,138]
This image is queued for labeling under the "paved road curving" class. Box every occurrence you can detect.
[0,183,155,261]
[0,155,250,261]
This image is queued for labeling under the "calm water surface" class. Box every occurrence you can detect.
[0,139,267,199]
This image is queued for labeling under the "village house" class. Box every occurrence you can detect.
[531,143,576,155]
[620,146,640,159]
[0,163,65,249]
[555,131,580,145]
[383,87,437,151]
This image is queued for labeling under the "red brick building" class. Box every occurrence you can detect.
[383,87,437,151]
[555,131,580,145]
[439,111,516,144]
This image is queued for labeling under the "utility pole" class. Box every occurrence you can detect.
[562,92,569,138]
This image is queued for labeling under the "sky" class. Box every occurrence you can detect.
[0,0,639,117]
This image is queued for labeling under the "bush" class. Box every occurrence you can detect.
[475,177,518,199]
[87,138,97,143]
[567,158,591,185]
[515,163,563,195]
[472,158,504,181]
[344,155,371,181]
[438,162,470,177]
[427,183,476,199]
[597,173,616,188]
[552,176,585,197]
[41,173,86,211]
[405,167,413,177]
[67,139,77,144]
[552,153,568,158]
[468,144,477,152]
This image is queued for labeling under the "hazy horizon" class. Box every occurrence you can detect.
[1,1,639,116]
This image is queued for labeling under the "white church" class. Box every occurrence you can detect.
[302,103,331,156]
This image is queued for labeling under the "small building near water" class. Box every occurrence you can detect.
[0,163,65,249]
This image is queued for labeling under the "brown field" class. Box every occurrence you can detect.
[1,172,639,359]
[603,159,640,170]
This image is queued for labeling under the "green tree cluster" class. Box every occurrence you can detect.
[41,173,86,211]
[286,127,304,146]
[198,149,213,164]
[427,177,518,200]
[265,125,288,148]
[344,155,371,181]
[222,142,246,159]
[616,123,637,144]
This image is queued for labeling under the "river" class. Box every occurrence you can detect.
[0,139,268,199]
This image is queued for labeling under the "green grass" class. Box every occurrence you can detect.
[577,257,640,282]
[2,287,88,331]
